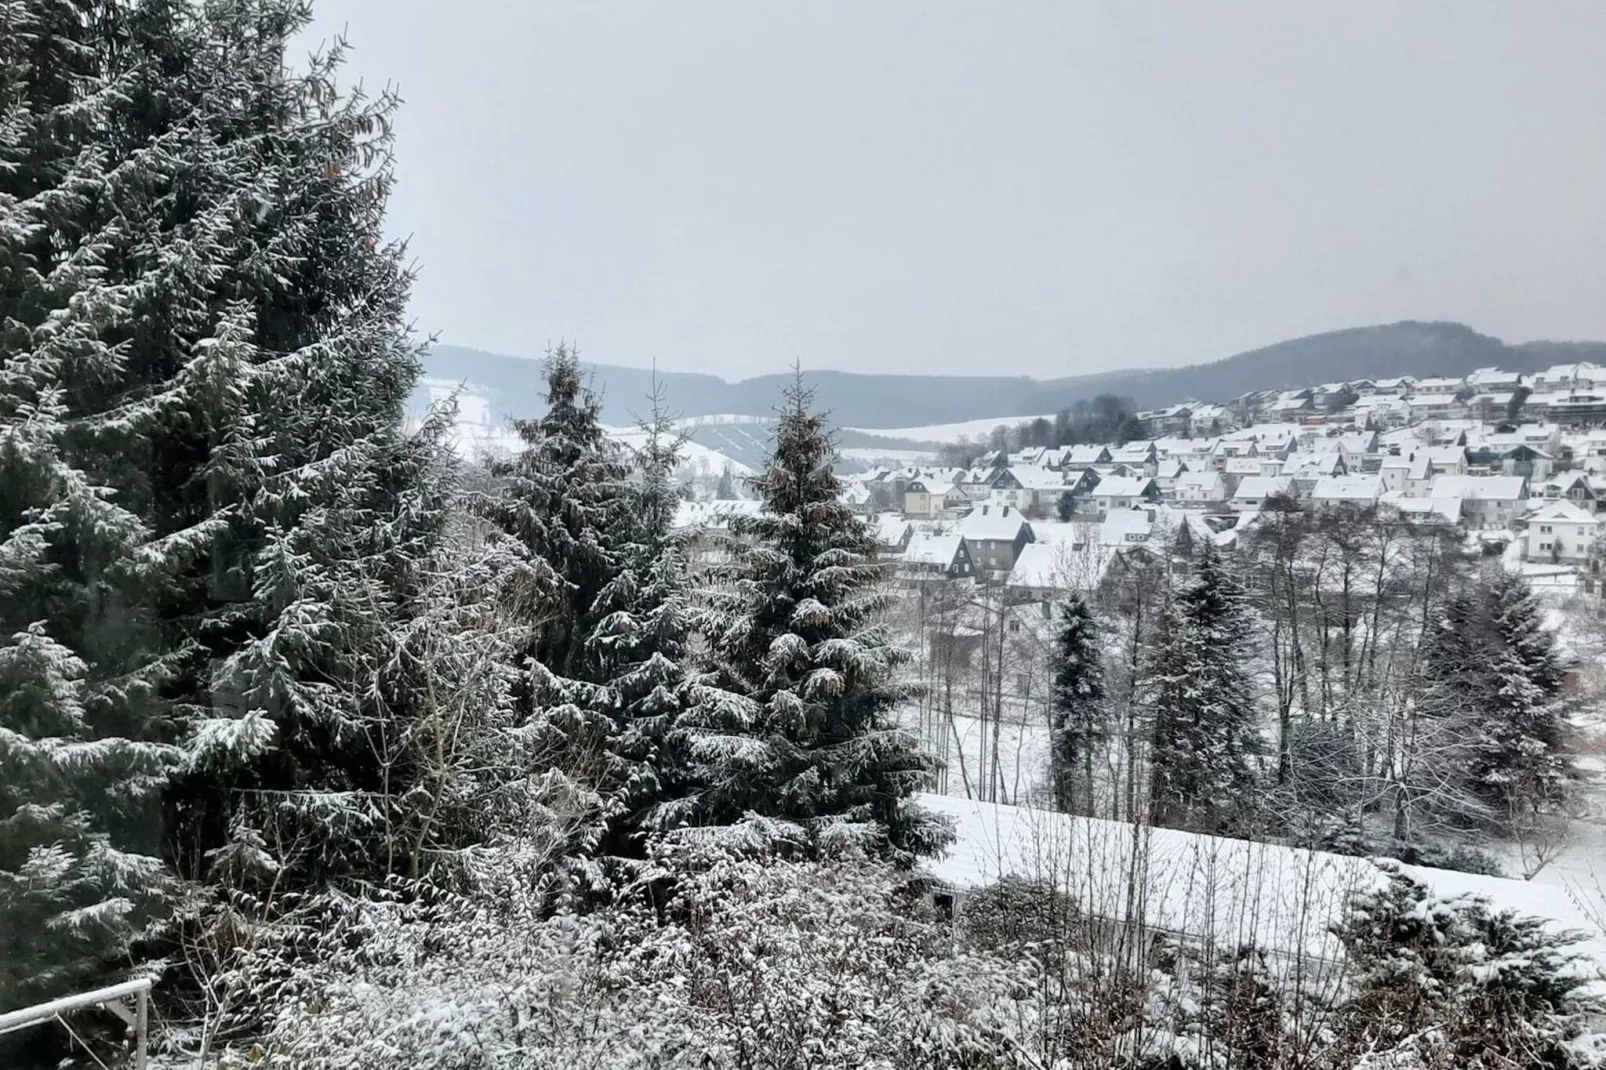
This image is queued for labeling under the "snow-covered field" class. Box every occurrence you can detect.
[846,413,1056,444]
[839,447,939,466]
[605,428,756,477]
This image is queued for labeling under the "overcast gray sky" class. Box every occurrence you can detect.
[303,1,1606,380]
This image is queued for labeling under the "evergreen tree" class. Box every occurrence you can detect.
[1048,595,1105,816]
[715,464,736,500]
[3,2,459,1023]
[1146,543,1262,833]
[0,0,181,1015]
[1478,572,1572,820]
[1334,868,1601,1067]
[1421,572,1574,829]
[672,376,951,866]
[474,347,636,886]
[589,383,747,865]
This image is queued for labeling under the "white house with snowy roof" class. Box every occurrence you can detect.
[1532,362,1603,393]
[1429,474,1529,528]
[1171,469,1228,507]
[1525,500,1599,564]
[1309,474,1385,508]
[1379,452,1434,497]
[1229,475,1296,512]
[1090,476,1161,514]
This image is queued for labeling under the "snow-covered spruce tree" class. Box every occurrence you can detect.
[1420,572,1573,833]
[472,347,643,886]
[0,367,175,1013]
[1145,542,1263,834]
[586,382,754,866]
[1478,570,1573,822]
[0,0,186,1017]
[670,376,951,866]
[5,0,457,920]
[119,2,453,892]
[1048,594,1106,816]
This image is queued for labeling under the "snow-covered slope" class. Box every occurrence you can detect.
[606,427,756,478]
[847,414,1054,444]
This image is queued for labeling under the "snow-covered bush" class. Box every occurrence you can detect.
[166,839,1020,1069]
[1332,867,1604,1069]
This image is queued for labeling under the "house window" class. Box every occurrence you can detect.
[1541,525,1553,534]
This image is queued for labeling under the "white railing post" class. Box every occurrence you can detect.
[0,976,155,1065]
[135,985,149,1070]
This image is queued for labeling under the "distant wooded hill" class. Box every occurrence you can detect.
[421,322,1606,430]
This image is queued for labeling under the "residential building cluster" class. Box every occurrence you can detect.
[828,361,1606,601]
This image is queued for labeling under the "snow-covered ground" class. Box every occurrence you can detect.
[606,427,756,478]
[839,447,939,466]
[846,414,1056,444]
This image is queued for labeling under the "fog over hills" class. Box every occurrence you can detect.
[421,321,1606,431]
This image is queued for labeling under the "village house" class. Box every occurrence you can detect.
[1284,452,1347,496]
[1187,403,1237,436]
[1379,452,1435,497]
[1428,474,1529,528]
[902,477,942,518]
[1525,500,1599,564]
[1091,475,1162,515]
[1108,442,1159,474]
[1494,444,1556,483]
[1003,541,1083,600]
[1531,361,1603,393]
[897,532,976,582]
[956,505,1035,574]
[1536,473,1601,513]
[1352,394,1412,427]
[1171,469,1228,508]
[1267,389,1315,420]
[1545,391,1606,428]
[1378,492,1463,526]
[987,465,1079,517]
[1466,367,1524,391]
[1135,404,1194,438]
[1228,475,1296,512]
[1154,456,1187,493]
[1309,474,1385,509]
[1057,444,1113,470]
[869,514,914,555]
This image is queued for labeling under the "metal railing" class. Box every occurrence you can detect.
[0,977,152,1069]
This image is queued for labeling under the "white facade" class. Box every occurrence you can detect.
[1526,501,1598,563]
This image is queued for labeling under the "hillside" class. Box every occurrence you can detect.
[421,321,1606,430]
[423,345,1036,429]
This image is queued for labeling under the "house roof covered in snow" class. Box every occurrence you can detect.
[1093,476,1155,498]
[1310,475,1385,501]
[1378,492,1462,524]
[1429,474,1528,501]
[901,532,965,567]
[957,505,1032,543]
[870,514,913,546]
[1232,476,1296,501]
[1526,500,1598,525]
